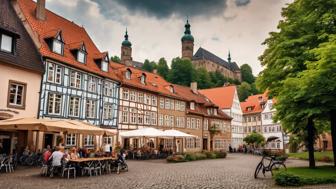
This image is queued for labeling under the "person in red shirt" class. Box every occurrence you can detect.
[43,145,52,164]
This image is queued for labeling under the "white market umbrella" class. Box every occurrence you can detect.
[161,129,196,138]
[119,127,164,138]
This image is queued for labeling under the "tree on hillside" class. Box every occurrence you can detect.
[240,64,255,84]
[238,82,252,101]
[167,57,195,86]
[257,0,336,168]
[157,58,169,79]
[111,55,121,63]
[142,59,157,72]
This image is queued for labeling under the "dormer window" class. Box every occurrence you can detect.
[101,56,109,72]
[214,108,218,116]
[125,69,131,80]
[0,33,14,53]
[77,45,86,63]
[140,74,146,84]
[52,33,64,55]
[190,102,195,110]
[169,85,174,93]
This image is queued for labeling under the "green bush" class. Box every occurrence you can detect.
[194,152,207,160]
[274,172,302,186]
[214,150,227,158]
[166,155,186,163]
[185,153,197,161]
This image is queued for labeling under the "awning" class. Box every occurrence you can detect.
[0,117,116,135]
[119,127,164,138]
[161,129,196,138]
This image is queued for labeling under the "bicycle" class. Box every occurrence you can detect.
[254,155,287,179]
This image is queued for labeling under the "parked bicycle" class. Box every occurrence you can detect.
[254,136,287,179]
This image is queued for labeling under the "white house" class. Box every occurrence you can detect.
[261,99,287,150]
[200,85,244,149]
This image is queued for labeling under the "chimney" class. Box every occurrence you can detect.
[36,0,46,21]
[153,69,158,74]
[190,82,198,94]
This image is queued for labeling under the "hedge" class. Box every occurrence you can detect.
[167,151,227,163]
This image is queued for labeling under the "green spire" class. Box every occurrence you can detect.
[181,19,194,42]
[122,28,132,47]
[228,51,232,63]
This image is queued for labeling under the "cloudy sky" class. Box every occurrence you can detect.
[46,0,292,75]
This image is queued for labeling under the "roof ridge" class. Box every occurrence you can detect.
[199,85,236,91]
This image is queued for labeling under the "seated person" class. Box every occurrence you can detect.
[48,146,65,177]
[69,147,79,160]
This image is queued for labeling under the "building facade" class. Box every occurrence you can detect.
[200,86,244,149]
[0,0,45,154]
[181,20,241,82]
[261,99,285,150]
[15,0,120,150]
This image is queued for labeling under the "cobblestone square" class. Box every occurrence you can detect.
[0,154,335,189]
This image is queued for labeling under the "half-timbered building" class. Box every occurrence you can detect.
[15,0,120,149]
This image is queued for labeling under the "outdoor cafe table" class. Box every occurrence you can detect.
[69,157,117,163]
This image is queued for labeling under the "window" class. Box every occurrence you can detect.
[84,135,94,146]
[140,74,146,84]
[196,119,201,129]
[159,98,164,109]
[203,119,208,130]
[103,137,113,145]
[175,101,180,111]
[191,118,196,129]
[170,100,174,110]
[122,107,129,123]
[77,51,86,63]
[186,118,190,128]
[130,91,136,102]
[69,96,80,117]
[170,116,174,127]
[48,93,62,115]
[169,86,174,93]
[138,93,144,103]
[87,76,97,93]
[158,114,163,126]
[138,113,143,124]
[130,108,137,124]
[151,112,157,125]
[86,100,96,118]
[165,115,170,126]
[101,60,108,72]
[104,81,114,96]
[165,98,170,109]
[145,94,151,105]
[52,35,63,55]
[0,34,13,53]
[125,70,131,80]
[103,103,113,119]
[70,70,81,88]
[47,63,62,84]
[151,96,157,106]
[144,111,151,125]
[7,81,26,109]
[122,89,129,100]
[190,102,195,110]
[180,102,186,111]
[66,134,76,146]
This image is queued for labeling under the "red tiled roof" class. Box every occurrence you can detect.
[240,92,268,114]
[17,0,119,81]
[199,85,237,109]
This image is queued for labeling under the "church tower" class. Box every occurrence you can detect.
[121,29,132,66]
[181,20,194,60]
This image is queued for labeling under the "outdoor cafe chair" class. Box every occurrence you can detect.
[40,163,49,176]
[2,156,14,173]
[61,162,76,179]
[82,161,95,176]
[94,161,102,176]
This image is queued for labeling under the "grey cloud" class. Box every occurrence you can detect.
[92,0,228,19]
[211,36,221,42]
[235,0,251,6]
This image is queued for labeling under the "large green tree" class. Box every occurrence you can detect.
[195,68,214,89]
[238,82,252,101]
[167,58,196,86]
[243,132,265,147]
[157,58,169,79]
[110,55,121,63]
[257,0,336,168]
[240,64,255,84]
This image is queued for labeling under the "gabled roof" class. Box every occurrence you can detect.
[240,92,268,114]
[0,0,44,73]
[199,85,238,109]
[17,0,119,81]
[192,47,240,71]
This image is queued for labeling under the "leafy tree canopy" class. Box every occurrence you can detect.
[243,132,265,146]
[240,64,255,84]
[157,57,169,79]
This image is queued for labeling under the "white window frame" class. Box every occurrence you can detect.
[8,82,25,107]
[70,70,81,89]
[52,38,63,55]
[103,103,113,119]
[0,34,13,53]
[88,76,97,93]
[84,135,94,146]
[48,93,62,115]
[66,134,76,146]
[86,99,96,118]
[101,60,109,72]
[69,96,80,117]
[190,102,195,110]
